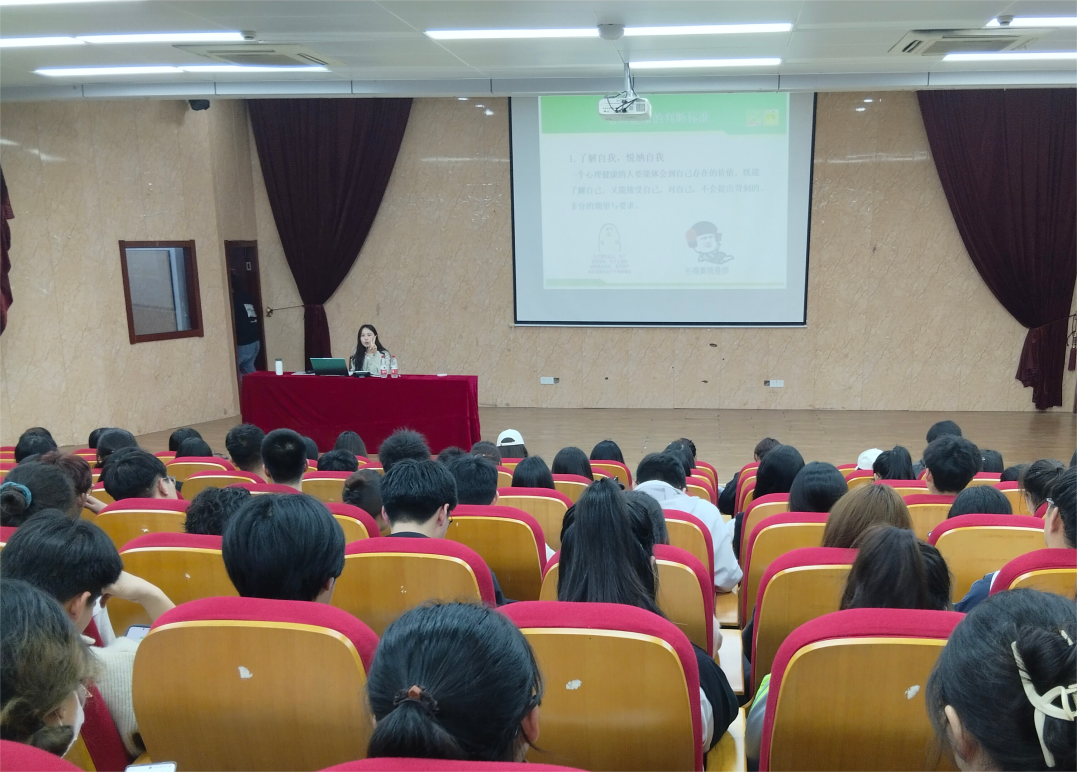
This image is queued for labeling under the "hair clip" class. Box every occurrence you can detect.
[1012,641,1077,768]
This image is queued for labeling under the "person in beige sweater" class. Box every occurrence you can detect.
[0,512,174,757]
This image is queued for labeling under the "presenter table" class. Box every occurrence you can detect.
[240,372,481,453]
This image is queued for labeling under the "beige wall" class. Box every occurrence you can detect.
[0,99,258,445]
[257,92,1073,411]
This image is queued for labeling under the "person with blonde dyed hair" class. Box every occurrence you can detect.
[822,483,913,549]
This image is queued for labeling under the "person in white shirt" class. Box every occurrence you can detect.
[634,452,742,593]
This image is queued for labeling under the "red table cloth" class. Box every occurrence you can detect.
[240,372,481,453]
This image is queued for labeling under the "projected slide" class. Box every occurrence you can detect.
[511,92,815,326]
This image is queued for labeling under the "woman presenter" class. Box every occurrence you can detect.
[350,324,390,373]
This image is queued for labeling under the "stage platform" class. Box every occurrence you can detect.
[119,408,1075,483]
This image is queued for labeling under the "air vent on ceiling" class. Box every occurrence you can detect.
[175,44,338,67]
[890,29,1044,56]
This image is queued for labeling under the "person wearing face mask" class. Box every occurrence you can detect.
[0,579,99,758]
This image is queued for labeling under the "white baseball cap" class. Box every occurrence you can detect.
[857,448,883,470]
[497,429,524,447]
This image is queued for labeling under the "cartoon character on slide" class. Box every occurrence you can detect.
[685,221,734,265]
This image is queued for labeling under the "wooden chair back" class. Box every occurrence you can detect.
[300,472,351,503]
[94,500,188,551]
[552,474,591,503]
[181,472,261,501]
[446,505,547,601]
[741,514,828,626]
[740,495,792,567]
[990,548,1077,596]
[592,461,632,487]
[965,474,1002,488]
[665,511,714,579]
[903,495,955,540]
[735,464,759,511]
[90,482,114,505]
[740,479,757,512]
[844,470,874,489]
[165,458,233,482]
[690,466,716,488]
[993,482,1034,516]
[497,470,512,488]
[928,515,1045,599]
[497,488,571,549]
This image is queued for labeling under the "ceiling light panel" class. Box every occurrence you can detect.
[623,23,792,36]
[36,66,181,76]
[426,28,598,40]
[77,32,245,44]
[0,36,83,47]
[631,57,782,69]
[986,17,1077,28]
[942,51,1077,61]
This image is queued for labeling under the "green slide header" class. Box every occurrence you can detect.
[539,93,788,135]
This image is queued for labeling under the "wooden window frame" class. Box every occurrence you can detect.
[118,240,204,344]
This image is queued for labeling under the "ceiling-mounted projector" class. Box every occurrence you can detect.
[599,63,651,121]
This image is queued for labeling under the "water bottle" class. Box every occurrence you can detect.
[379,352,388,378]
[390,356,399,378]
[274,358,283,375]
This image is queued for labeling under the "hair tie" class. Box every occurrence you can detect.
[1011,641,1077,768]
[0,482,31,506]
[393,685,438,716]
[1061,630,1074,647]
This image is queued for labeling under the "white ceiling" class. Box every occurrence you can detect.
[1,0,1075,98]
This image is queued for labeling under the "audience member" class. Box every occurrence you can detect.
[343,469,386,533]
[95,429,138,468]
[511,456,555,490]
[447,455,499,506]
[87,427,111,450]
[926,589,1076,771]
[1001,463,1026,483]
[730,444,805,557]
[225,424,265,475]
[558,478,738,751]
[496,430,528,459]
[37,451,105,515]
[379,430,432,473]
[260,429,308,490]
[624,489,669,546]
[634,452,741,592]
[873,446,915,481]
[380,459,506,605]
[302,436,319,462]
[437,446,467,465]
[14,431,57,463]
[333,430,368,458]
[955,466,1075,613]
[980,449,1004,474]
[913,420,963,476]
[1020,459,1065,513]
[1,513,175,755]
[663,442,695,478]
[923,435,981,495]
[822,484,913,549]
[175,437,213,458]
[222,494,344,602]
[0,578,99,757]
[101,449,177,501]
[841,526,952,611]
[316,449,360,473]
[718,437,780,515]
[590,439,625,465]
[184,486,251,536]
[366,602,543,762]
[0,462,78,525]
[948,486,1012,518]
[676,437,698,464]
[168,427,202,453]
[787,462,848,513]
[552,446,594,480]
[470,441,501,466]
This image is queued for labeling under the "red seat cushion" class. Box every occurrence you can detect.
[0,525,17,543]
[990,548,1077,594]
[552,474,593,486]
[185,470,263,483]
[501,600,703,772]
[120,533,223,551]
[0,740,83,771]
[994,481,1019,491]
[454,504,549,571]
[323,760,584,772]
[99,498,189,514]
[741,512,829,618]
[497,487,573,508]
[324,502,381,539]
[927,514,1043,545]
[655,543,715,654]
[345,538,497,605]
[150,596,379,674]
[81,682,130,770]
[760,608,964,771]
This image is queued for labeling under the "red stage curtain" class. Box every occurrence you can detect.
[918,89,1076,410]
[1,168,13,335]
[249,98,412,368]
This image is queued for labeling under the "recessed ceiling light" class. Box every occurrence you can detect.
[0,36,84,47]
[863,98,873,102]
[180,65,328,73]
[942,51,1077,62]
[986,17,1077,27]
[855,107,866,112]
[426,28,597,40]
[623,23,792,36]
[76,32,245,44]
[630,57,781,69]
[36,66,182,76]
[457,97,469,100]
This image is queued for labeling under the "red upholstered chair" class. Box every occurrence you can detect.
[133,597,378,771]
[446,504,548,601]
[2,739,82,771]
[552,474,591,503]
[229,482,301,495]
[65,681,130,772]
[751,547,857,693]
[740,512,828,626]
[928,514,1045,599]
[873,479,928,498]
[737,477,757,513]
[836,464,857,478]
[592,460,632,487]
[333,539,497,635]
[154,451,176,459]
[324,502,380,540]
[0,525,16,549]
[685,475,717,505]
[993,481,1034,515]
[90,482,114,505]
[902,493,956,540]
[990,548,1077,596]
[844,470,874,489]
[165,456,235,482]
[181,470,262,500]
[95,499,188,551]
[108,533,235,634]
[965,472,1002,488]
[664,509,715,581]
[322,760,584,772]
[691,465,717,488]
[759,608,963,772]
[654,544,715,654]
[696,459,719,484]
[497,488,573,550]
[501,601,704,772]
[740,494,792,567]
[302,471,354,504]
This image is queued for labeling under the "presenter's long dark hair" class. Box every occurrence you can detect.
[353,324,388,367]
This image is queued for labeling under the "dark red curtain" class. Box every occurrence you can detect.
[249,98,412,367]
[918,89,1076,410]
[0,167,13,335]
